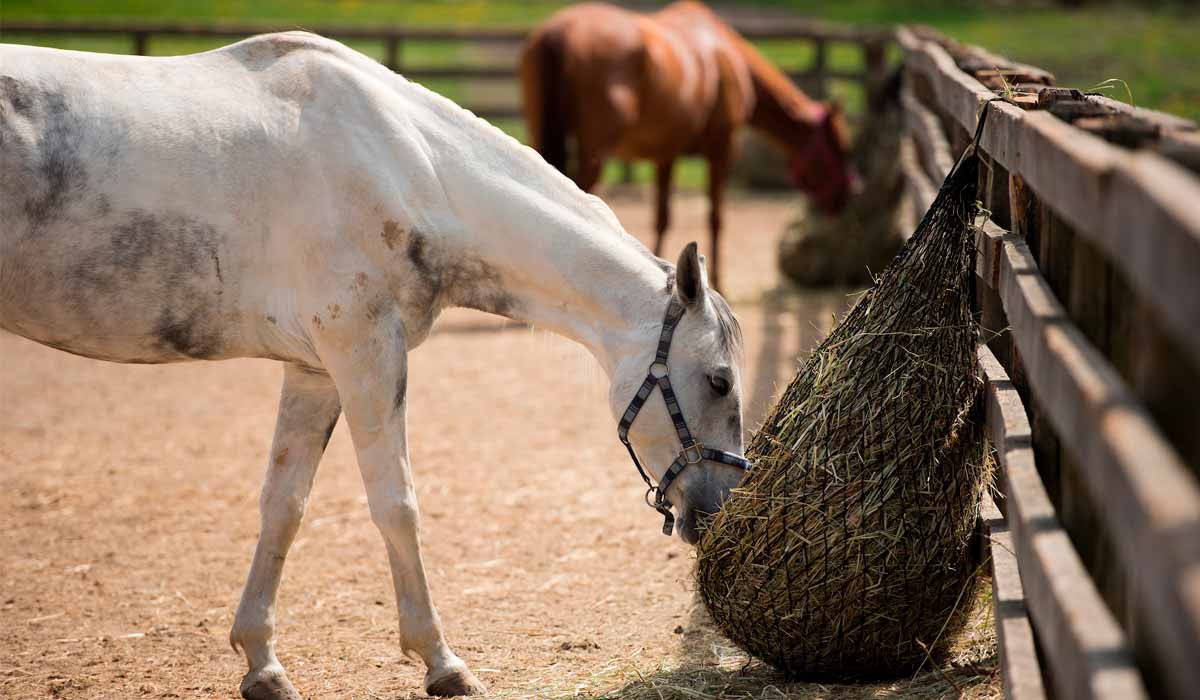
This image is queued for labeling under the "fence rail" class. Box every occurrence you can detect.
[1,19,890,122]
[898,25,1200,700]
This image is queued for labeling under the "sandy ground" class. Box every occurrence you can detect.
[0,193,974,699]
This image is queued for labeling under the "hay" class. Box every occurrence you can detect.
[568,571,999,699]
[778,75,906,288]
[776,203,902,288]
[696,127,990,677]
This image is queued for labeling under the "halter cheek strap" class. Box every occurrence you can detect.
[617,296,753,536]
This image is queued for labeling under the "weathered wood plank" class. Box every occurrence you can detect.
[973,216,1012,363]
[899,136,937,238]
[978,345,1146,700]
[979,483,1047,700]
[900,30,1200,364]
[1085,94,1197,133]
[992,228,1200,700]
[1060,228,1138,629]
[981,153,1013,232]
[900,85,955,181]
[1157,129,1200,173]
[897,28,991,136]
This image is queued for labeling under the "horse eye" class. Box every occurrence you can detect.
[708,374,731,397]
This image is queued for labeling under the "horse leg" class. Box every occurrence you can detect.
[573,105,625,193]
[706,147,733,293]
[573,145,606,193]
[231,363,341,700]
[314,307,484,697]
[654,159,675,257]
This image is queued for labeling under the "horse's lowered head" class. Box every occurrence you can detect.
[610,243,748,544]
[790,101,860,215]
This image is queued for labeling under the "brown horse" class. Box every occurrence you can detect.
[520,1,857,290]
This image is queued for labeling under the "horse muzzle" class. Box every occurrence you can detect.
[675,505,705,545]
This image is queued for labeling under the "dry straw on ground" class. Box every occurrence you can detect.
[696,126,990,677]
[547,572,999,700]
[586,598,997,700]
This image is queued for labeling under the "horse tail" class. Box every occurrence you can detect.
[520,29,570,174]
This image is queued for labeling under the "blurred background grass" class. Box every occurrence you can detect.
[3,1,1196,187]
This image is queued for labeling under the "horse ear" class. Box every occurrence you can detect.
[675,242,707,307]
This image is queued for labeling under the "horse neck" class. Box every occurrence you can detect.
[482,216,669,377]
[427,134,669,377]
[737,39,826,148]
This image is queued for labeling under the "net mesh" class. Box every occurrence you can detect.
[696,141,990,677]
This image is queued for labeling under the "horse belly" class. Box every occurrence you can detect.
[1,211,239,364]
[0,77,241,362]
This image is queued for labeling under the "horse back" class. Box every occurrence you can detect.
[527,1,755,161]
[0,36,390,365]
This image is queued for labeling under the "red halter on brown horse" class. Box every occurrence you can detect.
[520,1,857,290]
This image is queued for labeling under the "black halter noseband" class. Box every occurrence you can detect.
[617,295,753,536]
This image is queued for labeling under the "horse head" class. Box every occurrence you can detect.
[790,101,860,215]
[610,243,747,544]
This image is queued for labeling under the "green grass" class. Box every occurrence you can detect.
[762,0,1200,121]
[3,0,1197,188]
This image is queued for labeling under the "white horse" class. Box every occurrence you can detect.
[0,32,749,698]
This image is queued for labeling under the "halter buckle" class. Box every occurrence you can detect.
[649,361,669,379]
[680,442,704,465]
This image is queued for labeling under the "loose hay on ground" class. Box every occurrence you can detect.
[557,575,998,700]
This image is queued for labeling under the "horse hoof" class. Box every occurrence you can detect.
[425,668,487,697]
[240,668,302,700]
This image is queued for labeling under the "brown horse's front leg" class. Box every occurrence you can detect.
[706,151,731,293]
[654,159,675,257]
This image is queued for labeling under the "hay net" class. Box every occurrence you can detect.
[696,107,994,677]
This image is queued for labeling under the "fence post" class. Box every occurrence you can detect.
[132,31,149,56]
[385,36,402,72]
[864,37,886,80]
[810,38,828,99]
[862,37,887,112]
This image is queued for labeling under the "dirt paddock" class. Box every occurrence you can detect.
[1,193,994,699]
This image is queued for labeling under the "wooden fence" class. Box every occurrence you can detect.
[0,19,892,122]
[897,26,1200,700]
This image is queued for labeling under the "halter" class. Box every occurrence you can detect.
[617,295,753,536]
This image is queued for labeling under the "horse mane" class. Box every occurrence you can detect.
[369,55,670,277]
[709,290,743,357]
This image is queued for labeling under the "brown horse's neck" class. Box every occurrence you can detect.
[738,40,826,149]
